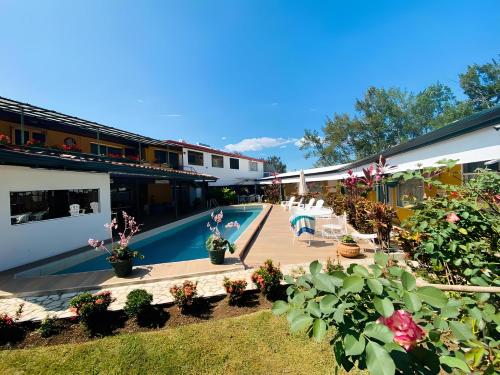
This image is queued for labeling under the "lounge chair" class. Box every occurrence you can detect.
[280,196,296,210]
[299,198,316,211]
[321,212,348,240]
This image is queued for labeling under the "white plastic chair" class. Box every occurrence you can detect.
[69,204,80,216]
[281,196,296,210]
[321,212,348,240]
[315,199,324,210]
[300,198,316,211]
[90,202,99,213]
[352,232,379,252]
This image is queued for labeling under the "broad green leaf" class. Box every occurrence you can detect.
[401,271,416,291]
[449,321,474,340]
[439,355,470,373]
[309,260,322,275]
[464,347,486,369]
[416,286,447,308]
[374,252,389,267]
[352,264,369,277]
[306,301,321,318]
[367,278,383,295]
[366,341,396,375]
[312,273,342,293]
[344,334,366,356]
[284,275,294,284]
[290,313,313,333]
[369,264,383,278]
[458,228,468,235]
[440,306,460,319]
[319,294,339,314]
[286,309,301,324]
[271,300,289,315]
[374,297,394,318]
[312,318,327,342]
[341,275,364,295]
[403,291,422,312]
[364,322,394,344]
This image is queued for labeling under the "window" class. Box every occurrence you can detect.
[188,151,204,166]
[212,155,224,168]
[168,152,179,169]
[154,150,168,164]
[10,189,99,225]
[249,161,258,171]
[90,143,123,157]
[230,158,239,169]
[14,130,29,145]
[32,132,46,144]
[397,179,424,207]
[463,161,499,181]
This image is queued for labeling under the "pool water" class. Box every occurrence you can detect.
[55,207,262,275]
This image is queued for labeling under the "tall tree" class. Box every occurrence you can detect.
[459,58,500,109]
[264,155,287,173]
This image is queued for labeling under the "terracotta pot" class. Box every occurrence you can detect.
[336,242,360,258]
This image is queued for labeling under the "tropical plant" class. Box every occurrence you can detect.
[68,291,114,332]
[263,175,282,203]
[223,277,248,305]
[170,280,197,311]
[88,211,144,263]
[124,289,154,319]
[368,202,397,250]
[251,259,283,297]
[272,257,499,374]
[222,187,237,204]
[205,210,239,254]
[325,192,347,216]
[340,235,356,244]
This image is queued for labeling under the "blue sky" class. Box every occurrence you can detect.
[0,1,498,170]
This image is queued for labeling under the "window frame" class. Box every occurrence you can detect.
[396,178,424,207]
[229,158,239,170]
[188,150,204,166]
[211,154,224,168]
[249,161,258,171]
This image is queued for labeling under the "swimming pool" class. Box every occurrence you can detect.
[52,206,262,275]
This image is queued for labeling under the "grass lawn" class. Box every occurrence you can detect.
[0,311,356,374]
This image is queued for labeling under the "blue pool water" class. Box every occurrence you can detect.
[54,207,262,275]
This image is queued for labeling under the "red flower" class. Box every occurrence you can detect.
[446,212,460,224]
[378,310,426,351]
[95,298,104,305]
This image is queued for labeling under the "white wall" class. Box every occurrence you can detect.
[0,166,111,271]
[182,147,264,186]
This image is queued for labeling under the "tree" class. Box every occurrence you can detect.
[459,57,500,109]
[264,155,287,174]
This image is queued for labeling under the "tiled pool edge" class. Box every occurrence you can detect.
[0,204,271,299]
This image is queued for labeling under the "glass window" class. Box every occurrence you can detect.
[9,189,100,225]
[91,143,106,156]
[188,151,204,166]
[14,130,30,145]
[230,158,239,169]
[249,161,258,171]
[168,152,179,169]
[32,132,46,144]
[212,155,224,168]
[154,150,168,164]
[397,179,423,207]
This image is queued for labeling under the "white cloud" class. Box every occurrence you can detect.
[294,137,306,147]
[224,137,298,152]
[280,145,287,149]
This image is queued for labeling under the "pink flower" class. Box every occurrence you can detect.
[446,212,460,224]
[88,239,103,248]
[377,310,426,351]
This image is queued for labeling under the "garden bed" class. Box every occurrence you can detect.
[0,290,277,350]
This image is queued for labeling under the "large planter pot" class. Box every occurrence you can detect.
[110,258,133,277]
[336,242,361,258]
[208,249,226,265]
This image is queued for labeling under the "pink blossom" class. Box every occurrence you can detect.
[377,310,426,351]
[88,239,103,248]
[446,212,460,224]
[225,221,240,230]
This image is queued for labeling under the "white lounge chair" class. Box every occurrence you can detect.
[314,199,324,210]
[281,196,296,210]
[299,198,316,211]
[321,212,348,240]
[69,204,80,216]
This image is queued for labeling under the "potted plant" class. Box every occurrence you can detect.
[88,211,144,277]
[336,235,360,258]
[0,133,11,146]
[205,210,240,264]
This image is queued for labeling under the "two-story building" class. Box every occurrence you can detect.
[0,96,217,270]
[167,140,265,188]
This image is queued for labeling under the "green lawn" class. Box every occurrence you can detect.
[0,311,354,375]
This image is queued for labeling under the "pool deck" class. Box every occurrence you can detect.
[0,204,378,321]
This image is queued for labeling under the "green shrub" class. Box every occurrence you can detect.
[68,291,114,332]
[124,289,153,319]
[273,257,499,375]
[251,259,283,297]
[223,277,247,305]
[169,281,198,311]
[222,187,237,205]
[325,192,347,215]
[324,256,343,274]
[38,316,59,338]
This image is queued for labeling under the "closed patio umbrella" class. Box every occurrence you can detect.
[298,169,308,196]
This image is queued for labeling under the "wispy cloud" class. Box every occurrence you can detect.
[280,145,287,149]
[294,137,306,147]
[166,114,183,117]
[224,137,298,152]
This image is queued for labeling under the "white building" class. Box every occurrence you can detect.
[167,140,265,187]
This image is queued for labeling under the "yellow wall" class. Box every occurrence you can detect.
[148,184,172,204]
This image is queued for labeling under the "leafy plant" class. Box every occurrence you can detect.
[325,256,344,274]
[38,316,59,338]
[223,277,248,305]
[263,175,282,203]
[251,259,283,297]
[340,235,356,244]
[170,281,198,311]
[124,289,154,319]
[68,291,114,332]
[325,192,347,216]
[273,257,499,374]
[205,210,239,254]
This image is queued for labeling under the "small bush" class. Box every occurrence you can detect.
[251,259,283,297]
[38,316,59,338]
[68,291,114,332]
[0,304,24,344]
[324,256,343,275]
[124,289,154,319]
[170,281,198,311]
[223,277,247,305]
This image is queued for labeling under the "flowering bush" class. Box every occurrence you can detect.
[68,291,114,332]
[26,139,45,147]
[169,280,198,311]
[88,211,144,263]
[223,277,247,305]
[62,143,82,152]
[0,133,10,145]
[251,259,283,297]
[205,210,239,254]
[273,256,499,374]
